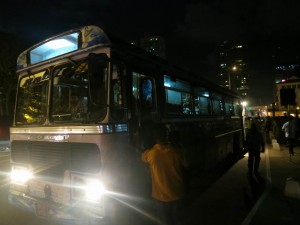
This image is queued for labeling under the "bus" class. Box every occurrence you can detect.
[9,25,245,225]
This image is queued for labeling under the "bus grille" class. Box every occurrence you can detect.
[11,141,100,183]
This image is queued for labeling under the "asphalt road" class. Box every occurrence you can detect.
[0,150,60,225]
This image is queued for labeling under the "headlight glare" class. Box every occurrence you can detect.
[72,176,106,202]
[85,179,105,201]
[11,167,33,184]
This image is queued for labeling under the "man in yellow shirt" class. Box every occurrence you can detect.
[142,128,189,225]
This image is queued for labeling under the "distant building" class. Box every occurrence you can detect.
[274,76,300,115]
[271,44,300,84]
[130,35,166,59]
[215,41,249,99]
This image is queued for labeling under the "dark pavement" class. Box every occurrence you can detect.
[181,141,300,225]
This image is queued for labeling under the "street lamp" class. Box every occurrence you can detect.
[241,101,248,106]
[241,101,248,141]
[228,66,237,90]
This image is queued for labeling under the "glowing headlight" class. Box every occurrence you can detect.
[11,166,33,184]
[72,176,106,202]
[85,179,106,201]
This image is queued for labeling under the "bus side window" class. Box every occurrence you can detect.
[194,95,211,115]
[182,92,192,114]
[141,78,154,109]
[111,64,125,120]
[212,99,224,115]
[224,100,234,116]
[112,80,122,106]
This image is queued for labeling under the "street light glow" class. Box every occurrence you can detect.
[241,101,248,107]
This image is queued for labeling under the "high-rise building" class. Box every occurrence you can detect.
[216,41,249,99]
[271,44,300,84]
[274,76,300,115]
[130,35,166,59]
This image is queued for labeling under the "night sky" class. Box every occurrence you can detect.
[1,0,300,105]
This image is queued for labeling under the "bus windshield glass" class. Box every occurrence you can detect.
[16,70,50,125]
[15,61,108,125]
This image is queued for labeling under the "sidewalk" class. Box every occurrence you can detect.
[249,143,300,225]
[182,143,300,225]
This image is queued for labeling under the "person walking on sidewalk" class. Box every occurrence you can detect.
[287,115,297,156]
[142,125,189,225]
[282,119,290,146]
[246,121,265,177]
[282,115,298,155]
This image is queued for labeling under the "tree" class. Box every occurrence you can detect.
[0,32,25,117]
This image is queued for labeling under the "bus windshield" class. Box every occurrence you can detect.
[16,70,50,125]
[15,61,108,125]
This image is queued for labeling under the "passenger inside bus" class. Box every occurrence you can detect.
[69,93,87,118]
[142,79,153,108]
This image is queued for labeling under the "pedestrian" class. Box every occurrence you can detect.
[264,116,272,143]
[141,126,189,225]
[272,117,282,144]
[286,115,297,155]
[282,119,290,146]
[246,121,265,177]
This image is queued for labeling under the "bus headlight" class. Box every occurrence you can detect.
[85,179,106,201]
[11,166,33,184]
[72,176,106,202]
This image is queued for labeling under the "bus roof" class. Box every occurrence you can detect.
[16,25,110,71]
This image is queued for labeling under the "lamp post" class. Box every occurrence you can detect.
[228,66,237,90]
[241,101,248,141]
[241,101,248,116]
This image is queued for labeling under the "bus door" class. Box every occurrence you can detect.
[131,72,158,149]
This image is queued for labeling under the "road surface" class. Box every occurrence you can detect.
[0,150,59,225]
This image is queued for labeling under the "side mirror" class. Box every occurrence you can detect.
[88,53,108,78]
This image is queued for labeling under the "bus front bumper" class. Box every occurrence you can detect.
[8,191,107,225]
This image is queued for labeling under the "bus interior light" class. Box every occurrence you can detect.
[164,82,171,87]
[45,39,75,50]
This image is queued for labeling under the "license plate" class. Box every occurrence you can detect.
[36,203,49,218]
